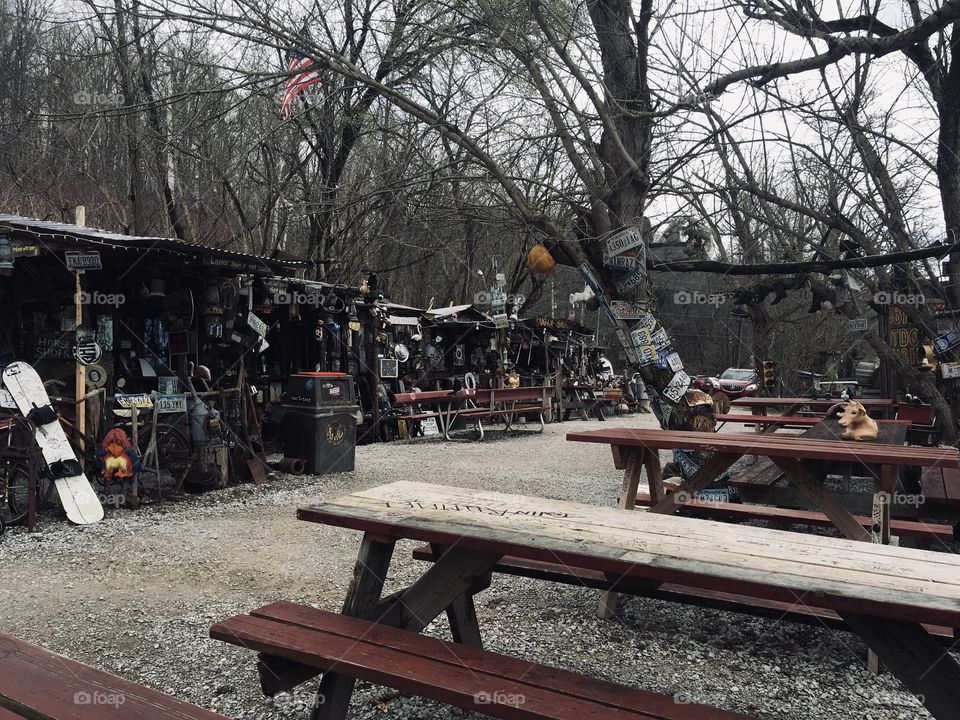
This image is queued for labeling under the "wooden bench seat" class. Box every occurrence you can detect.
[715,414,820,428]
[0,633,227,720]
[631,492,954,541]
[727,458,782,487]
[211,601,755,719]
[409,548,958,644]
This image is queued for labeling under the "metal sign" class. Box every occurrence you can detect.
[665,352,684,372]
[115,393,154,409]
[602,253,638,271]
[247,311,268,337]
[0,387,16,409]
[73,339,102,365]
[155,394,188,414]
[613,263,648,295]
[933,330,960,355]
[603,226,645,257]
[651,328,671,350]
[608,301,651,320]
[661,370,691,403]
[941,361,960,379]
[65,250,102,271]
[848,318,868,332]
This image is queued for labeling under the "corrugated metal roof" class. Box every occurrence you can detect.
[0,213,310,273]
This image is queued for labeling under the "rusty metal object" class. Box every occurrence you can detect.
[274,457,306,475]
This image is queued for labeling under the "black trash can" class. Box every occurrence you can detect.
[281,404,359,475]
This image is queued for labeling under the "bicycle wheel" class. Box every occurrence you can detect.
[0,458,32,525]
[137,423,192,498]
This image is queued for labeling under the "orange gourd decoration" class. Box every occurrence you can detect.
[527,244,556,274]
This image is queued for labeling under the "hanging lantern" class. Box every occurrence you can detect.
[527,244,556,274]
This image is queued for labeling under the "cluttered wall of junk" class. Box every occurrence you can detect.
[0,214,621,525]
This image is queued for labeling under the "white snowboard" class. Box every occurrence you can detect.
[2,361,103,524]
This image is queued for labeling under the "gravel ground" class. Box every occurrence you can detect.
[0,412,951,720]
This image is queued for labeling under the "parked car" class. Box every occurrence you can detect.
[703,367,759,400]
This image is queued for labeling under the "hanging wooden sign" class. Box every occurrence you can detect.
[608,301,651,320]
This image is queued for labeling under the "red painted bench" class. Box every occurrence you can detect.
[450,386,550,440]
[0,633,226,720]
[715,414,820,430]
[212,601,755,719]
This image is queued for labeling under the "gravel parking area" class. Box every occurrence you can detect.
[0,413,947,720]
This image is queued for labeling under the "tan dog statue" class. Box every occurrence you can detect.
[836,400,878,441]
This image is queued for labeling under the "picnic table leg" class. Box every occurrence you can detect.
[752,406,766,434]
[646,453,741,514]
[429,543,491,648]
[597,446,646,619]
[771,458,871,542]
[866,464,898,673]
[310,534,396,720]
[840,613,960,720]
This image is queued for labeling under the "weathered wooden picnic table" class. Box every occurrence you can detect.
[211,481,960,720]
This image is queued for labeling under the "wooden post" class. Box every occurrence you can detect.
[74,206,86,467]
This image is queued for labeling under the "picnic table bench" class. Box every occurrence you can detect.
[731,396,894,426]
[213,481,960,720]
[714,413,820,431]
[0,633,227,719]
[448,386,550,440]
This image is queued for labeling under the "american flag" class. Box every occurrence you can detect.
[281,51,322,117]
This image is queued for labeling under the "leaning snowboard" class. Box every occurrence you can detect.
[2,362,103,524]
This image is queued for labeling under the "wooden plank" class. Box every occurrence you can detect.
[409,547,959,642]
[566,429,958,467]
[298,482,960,627]
[215,607,753,720]
[771,458,871,542]
[631,493,954,542]
[728,458,782,487]
[732,397,893,408]
[841,613,960,720]
[715,414,820,426]
[0,634,227,720]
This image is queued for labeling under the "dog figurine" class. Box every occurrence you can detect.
[836,400,878,441]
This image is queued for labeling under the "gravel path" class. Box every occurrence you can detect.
[0,413,947,720]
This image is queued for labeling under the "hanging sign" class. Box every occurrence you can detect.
[608,301,651,320]
[65,250,102,271]
[156,394,188,414]
[933,330,960,356]
[73,338,102,365]
[115,393,154,409]
[941,361,960,379]
[665,352,684,372]
[651,328,671,349]
[848,318,868,332]
[603,226,645,258]
[613,263,648,295]
[661,370,691,403]
[634,342,659,366]
[247,312,268,337]
[602,253,639,271]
